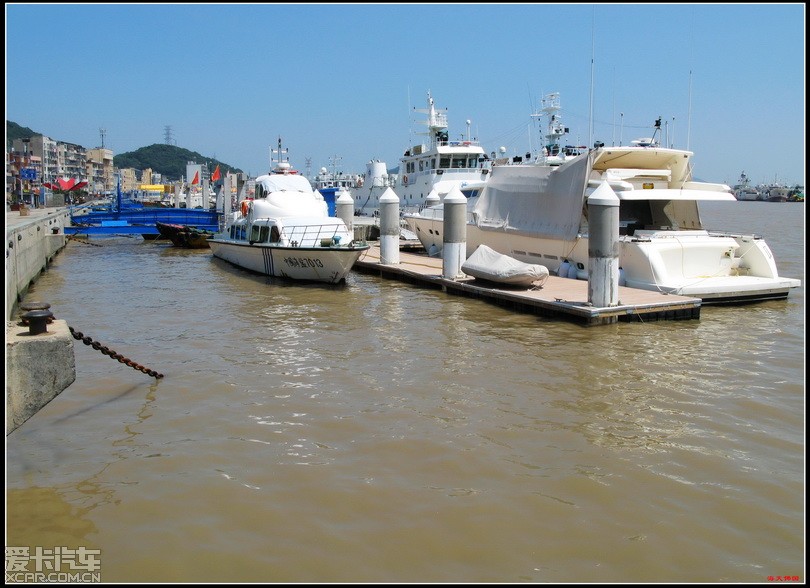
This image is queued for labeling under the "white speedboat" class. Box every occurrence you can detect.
[404,127,801,303]
[208,141,369,284]
[351,91,491,216]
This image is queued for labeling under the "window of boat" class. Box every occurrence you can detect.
[431,158,436,169]
[452,156,467,168]
[439,156,451,169]
[259,226,270,242]
[419,160,424,171]
[270,226,280,242]
[618,200,654,235]
[250,225,261,242]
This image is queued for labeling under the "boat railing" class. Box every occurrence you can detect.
[439,140,480,147]
[436,167,487,176]
[707,230,763,240]
[280,223,348,247]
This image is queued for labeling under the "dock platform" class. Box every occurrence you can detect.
[353,244,701,326]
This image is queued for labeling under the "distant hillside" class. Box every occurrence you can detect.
[114,144,243,182]
[7,121,38,147]
[7,120,243,181]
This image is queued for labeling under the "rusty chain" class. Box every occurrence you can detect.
[21,305,164,380]
[66,325,164,379]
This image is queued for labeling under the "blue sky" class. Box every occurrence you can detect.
[5,3,805,186]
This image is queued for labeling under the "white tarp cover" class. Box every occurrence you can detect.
[251,173,328,218]
[470,151,593,241]
[256,173,314,193]
[461,244,549,287]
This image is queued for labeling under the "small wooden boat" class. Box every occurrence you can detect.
[155,221,214,249]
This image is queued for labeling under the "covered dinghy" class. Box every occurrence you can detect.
[461,244,549,288]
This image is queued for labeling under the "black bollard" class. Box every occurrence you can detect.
[22,309,54,335]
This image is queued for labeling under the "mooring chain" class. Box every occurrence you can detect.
[68,326,164,379]
[19,303,164,380]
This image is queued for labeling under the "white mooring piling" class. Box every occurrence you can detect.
[379,187,400,265]
[442,186,468,280]
[587,181,620,309]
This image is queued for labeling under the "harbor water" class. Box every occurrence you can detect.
[6,200,805,583]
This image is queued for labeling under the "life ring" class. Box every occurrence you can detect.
[403,175,408,185]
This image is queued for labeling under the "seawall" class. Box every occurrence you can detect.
[6,205,76,434]
[6,205,73,320]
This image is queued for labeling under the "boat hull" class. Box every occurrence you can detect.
[208,239,369,284]
[156,221,213,249]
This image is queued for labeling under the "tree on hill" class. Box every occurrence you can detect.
[113,144,243,182]
[6,121,38,148]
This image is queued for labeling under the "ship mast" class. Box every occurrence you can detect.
[413,91,449,149]
[530,92,568,156]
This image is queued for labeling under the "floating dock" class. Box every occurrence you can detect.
[353,244,701,326]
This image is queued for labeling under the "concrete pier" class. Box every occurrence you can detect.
[6,205,75,434]
[6,318,76,435]
[6,205,72,320]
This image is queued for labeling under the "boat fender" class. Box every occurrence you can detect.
[241,200,249,217]
[558,259,571,277]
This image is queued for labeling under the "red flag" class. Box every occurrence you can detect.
[191,171,199,185]
[211,165,221,182]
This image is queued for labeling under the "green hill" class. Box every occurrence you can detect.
[114,144,243,182]
[7,120,243,181]
[6,121,38,146]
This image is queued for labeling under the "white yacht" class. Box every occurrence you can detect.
[404,122,801,303]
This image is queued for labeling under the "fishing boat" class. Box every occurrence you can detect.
[155,221,213,249]
[403,119,801,304]
[208,139,370,284]
[351,91,491,216]
[760,182,790,202]
[732,171,760,201]
[786,185,804,202]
